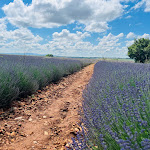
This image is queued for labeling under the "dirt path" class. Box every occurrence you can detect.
[0,64,94,150]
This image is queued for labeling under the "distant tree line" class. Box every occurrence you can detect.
[46,54,53,57]
[128,38,150,63]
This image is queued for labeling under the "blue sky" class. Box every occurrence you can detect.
[0,0,150,58]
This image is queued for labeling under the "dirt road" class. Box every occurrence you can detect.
[0,64,94,150]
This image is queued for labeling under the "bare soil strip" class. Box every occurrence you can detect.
[0,64,94,150]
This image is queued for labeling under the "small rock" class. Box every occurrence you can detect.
[4,124,11,128]
[11,139,15,142]
[33,141,37,144]
[13,107,17,110]
[29,132,34,135]
[29,118,33,122]
[14,117,23,120]
[63,139,72,146]
[43,116,47,119]
[18,123,22,127]
[10,132,16,137]
[21,102,26,106]
[65,143,71,148]
[74,128,79,133]
[20,132,26,137]
[70,128,74,132]
[44,131,48,135]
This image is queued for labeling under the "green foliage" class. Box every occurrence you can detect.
[0,55,91,108]
[0,72,19,107]
[46,54,54,57]
[128,38,150,63]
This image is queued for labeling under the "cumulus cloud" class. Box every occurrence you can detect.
[2,0,124,32]
[0,18,7,31]
[53,29,90,41]
[0,21,43,53]
[84,22,109,33]
[126,40,134,47]
[126,32,136,39]
[138,33,150,39]
[126,32,150,40]
[133,0,150,12]
[47,31,126,57]
[0,27,43,43]
[45,29,93,56]
[95,33,127,57]
[125,33,150,47]
[96,33,124,54]
[0,25,129,57]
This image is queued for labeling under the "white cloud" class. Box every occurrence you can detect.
[145,0,150,12]
[53,29,90,41]
[126,32,150,40]
[125,15,132,19]
[96,33,124,52]
[126,32,136,39]
[46,29,93,56]
[138,33,150,39]
[125,33,150,47]
[88,32,127,57]
[84,22,109,33]
[2,0,125,32]
[0,21,43,53]
[126,40,134,47]
[41,31,126,57]
[0,18,7,31]
[0,26,43,43]
[0,26,129,57]
[133,0,150,12]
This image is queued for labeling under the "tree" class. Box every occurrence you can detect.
[46,54,54,57]
[128,38,150,63]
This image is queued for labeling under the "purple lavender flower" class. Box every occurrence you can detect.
[72,61,150,149]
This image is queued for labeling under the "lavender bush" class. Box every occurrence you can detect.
[70,61,150,150]
[0,55,90,108]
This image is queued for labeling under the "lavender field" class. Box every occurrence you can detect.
[71,61,150,150]
[0,55,90,108]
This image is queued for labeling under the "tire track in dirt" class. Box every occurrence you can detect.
[0,64,94,150]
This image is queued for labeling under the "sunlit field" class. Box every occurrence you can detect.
[0,54,90,108]
[70,61,150,150]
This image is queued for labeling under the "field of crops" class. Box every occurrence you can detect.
[71,61,150,150]
[0,55,90,108]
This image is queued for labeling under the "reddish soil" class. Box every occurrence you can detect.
[0,64,94,150]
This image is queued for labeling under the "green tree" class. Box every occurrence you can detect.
[46,54,54,57]
[128,38,150,63]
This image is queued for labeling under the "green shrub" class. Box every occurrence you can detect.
[46,54,54,57]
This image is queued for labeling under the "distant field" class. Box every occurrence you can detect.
[0,54,91,108]
[0,53,134,62]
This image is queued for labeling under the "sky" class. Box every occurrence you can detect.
[0,0,150,58]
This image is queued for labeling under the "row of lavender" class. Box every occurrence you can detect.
[0,55,90,108]
[71,61,150,150]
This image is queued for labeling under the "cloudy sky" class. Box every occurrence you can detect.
[0,0,150,58]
